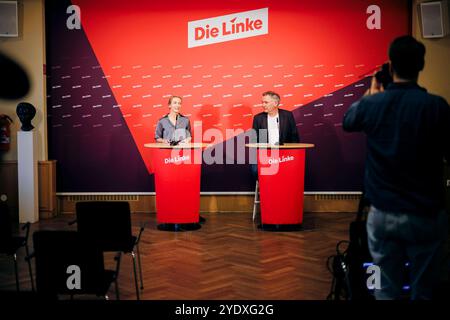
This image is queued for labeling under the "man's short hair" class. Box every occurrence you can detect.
[262,91,280,104]
[388,35,425,80]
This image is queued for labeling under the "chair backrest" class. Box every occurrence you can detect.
[33,230,106,297]
[75,201,133,252]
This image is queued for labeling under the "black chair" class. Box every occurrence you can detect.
[73,201,145,300]
[0,201,34,292]
[32,230,116,299]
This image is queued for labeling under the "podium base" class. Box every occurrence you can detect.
[157,223,202,232]
[258,223,303,232]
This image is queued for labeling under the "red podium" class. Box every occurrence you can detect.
[144,143,208,231]
[246,143,314,231]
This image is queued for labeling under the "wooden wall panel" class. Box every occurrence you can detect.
[0,160,57,221]
[0,161,19,222]
[38,160,57,219]
[56,194,360,215]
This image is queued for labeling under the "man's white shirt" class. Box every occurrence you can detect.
[267,113,279,145]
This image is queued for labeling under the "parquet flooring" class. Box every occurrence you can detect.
[0,212,355,300]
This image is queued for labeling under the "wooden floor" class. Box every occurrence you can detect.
[0,212,355,300]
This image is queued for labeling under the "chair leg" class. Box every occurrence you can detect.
[115,280,120,301]
[25,243,35,292]
[131,251,140,300]
[136,244,144,290]
[13,253,19,291]
[114,252,122,300]
[252,181,260,221]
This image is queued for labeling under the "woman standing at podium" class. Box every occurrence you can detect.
[155,95,192,144]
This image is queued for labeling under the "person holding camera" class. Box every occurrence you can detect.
[155,95,192,145]
[343,36,450,299]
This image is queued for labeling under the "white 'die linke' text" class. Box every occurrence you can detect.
[164,155,190,164]
[268,155,294,165]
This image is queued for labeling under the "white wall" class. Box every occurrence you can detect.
[0,0,47,161]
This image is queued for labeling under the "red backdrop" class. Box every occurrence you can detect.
[72,0,409,174]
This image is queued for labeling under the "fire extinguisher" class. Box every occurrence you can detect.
[0,114,13,152]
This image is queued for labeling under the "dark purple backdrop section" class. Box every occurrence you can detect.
[46,0,367,192]
[46,0,154,192]
[292,78,369,191]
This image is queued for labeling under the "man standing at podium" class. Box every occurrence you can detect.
[343,36,450,300]
[252,91,300,145]
[251,91,300,178]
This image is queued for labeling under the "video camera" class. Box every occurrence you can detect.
[374,62,393,90]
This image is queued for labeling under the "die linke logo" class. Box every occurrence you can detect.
[165,155,190,164]
[188,8,269,48]
[268,155,295,165]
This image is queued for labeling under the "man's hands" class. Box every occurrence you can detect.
[364,75,384,96]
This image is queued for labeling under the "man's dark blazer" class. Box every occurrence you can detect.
[251,109,300,143]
